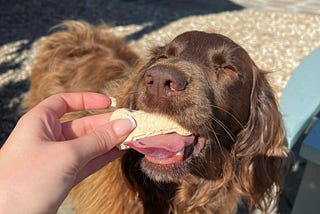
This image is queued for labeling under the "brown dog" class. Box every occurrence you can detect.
[24,21,288,214]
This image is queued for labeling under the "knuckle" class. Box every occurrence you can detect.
[92,129,114,152]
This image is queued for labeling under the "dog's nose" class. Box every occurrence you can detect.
[144,66,187,97]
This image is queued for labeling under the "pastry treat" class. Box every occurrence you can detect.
[110,108,192,150]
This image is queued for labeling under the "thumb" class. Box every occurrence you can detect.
[69,117,136,163]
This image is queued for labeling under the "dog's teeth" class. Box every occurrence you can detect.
[175,148,184,155]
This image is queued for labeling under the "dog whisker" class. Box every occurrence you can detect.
[209,115,236,142]
[209,104,245,129]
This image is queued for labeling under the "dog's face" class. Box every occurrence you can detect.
[121,32,286,203]
[122,31,258,181]
[140,31,254,135]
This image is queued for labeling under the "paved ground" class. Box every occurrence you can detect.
[1,1,320,213]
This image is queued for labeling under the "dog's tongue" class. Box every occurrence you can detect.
[124,133,194,161]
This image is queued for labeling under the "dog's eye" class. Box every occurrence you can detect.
[214,64,240,77]
[222,65,236,74]
[214,64,235,73]
[157,54,168,60]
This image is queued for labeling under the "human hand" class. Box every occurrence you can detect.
[0,92,135,213]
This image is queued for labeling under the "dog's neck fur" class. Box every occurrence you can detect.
[138,178,177,214]
[121,147,238,214]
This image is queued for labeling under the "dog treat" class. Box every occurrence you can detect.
[110,108,192,150]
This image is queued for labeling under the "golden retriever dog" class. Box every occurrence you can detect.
[24,21,288,214]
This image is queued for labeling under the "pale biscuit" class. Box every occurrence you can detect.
[110,108,192,150]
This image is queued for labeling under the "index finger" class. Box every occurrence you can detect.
[61,112,113,140]
[36,92,113,118]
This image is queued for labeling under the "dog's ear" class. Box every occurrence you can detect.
[234,66,288,211]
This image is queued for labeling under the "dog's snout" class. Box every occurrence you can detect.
[144,66,187,97]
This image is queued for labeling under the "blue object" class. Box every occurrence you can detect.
[292,124,320,214]
[300,118,320,165]
[280,48,320,149]
[281,47,320,214]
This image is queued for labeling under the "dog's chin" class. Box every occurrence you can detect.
[139,137,206,183]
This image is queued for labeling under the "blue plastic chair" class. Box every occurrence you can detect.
[280,48,320,214]
[280,48,320,149]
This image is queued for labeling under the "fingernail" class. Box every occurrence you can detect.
[110,97,117,107]
[126,115,137,129]
[112,116,136,137]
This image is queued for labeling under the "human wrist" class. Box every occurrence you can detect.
[0,182,58,214]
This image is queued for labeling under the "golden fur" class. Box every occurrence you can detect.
[24,21,288,214]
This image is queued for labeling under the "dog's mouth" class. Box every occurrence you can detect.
[124,133,205,165]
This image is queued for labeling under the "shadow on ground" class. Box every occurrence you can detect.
[0,0,242,145]
[0,0,242,45]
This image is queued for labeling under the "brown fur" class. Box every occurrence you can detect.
[24,21,288,213]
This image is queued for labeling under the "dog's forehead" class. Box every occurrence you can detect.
[171,31,237,49]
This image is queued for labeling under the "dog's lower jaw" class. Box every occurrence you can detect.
[140,157,190,183]
[137,136,206,183]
